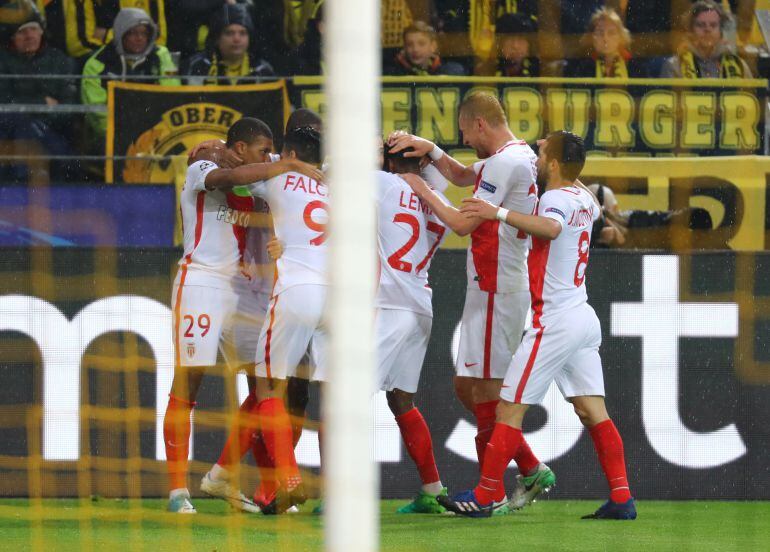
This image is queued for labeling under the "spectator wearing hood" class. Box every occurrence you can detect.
[384,21,465,76]
[81,7,180,146]
[184,4,274,85]
[0,5,80,182]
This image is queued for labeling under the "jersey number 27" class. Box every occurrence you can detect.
[388,213,445,274]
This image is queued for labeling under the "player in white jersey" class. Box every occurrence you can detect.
[241,126,327,514]
[163,118,323,514]
[392,92,545,496]
[191,110,324,514]
[376,144,450,513]
[439,131,636,521]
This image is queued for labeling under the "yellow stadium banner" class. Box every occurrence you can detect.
[292,76,768,157]
[105,81,291,184]
[439,155,769,251]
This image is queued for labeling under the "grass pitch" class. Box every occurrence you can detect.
[0,498,767,551]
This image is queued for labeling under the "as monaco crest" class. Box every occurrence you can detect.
[186,342,195,358]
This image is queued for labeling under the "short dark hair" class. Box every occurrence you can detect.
[226,117,273,147]
[286,108,322,133]
[384,142,420,174]
[544,131,586,181]
[284,125,322,164]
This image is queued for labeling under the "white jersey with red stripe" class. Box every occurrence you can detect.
[528,185,600,327]
[375,170,448,317]
[467,140,538,294]
[247,171,329,296]
[179,160,254,286]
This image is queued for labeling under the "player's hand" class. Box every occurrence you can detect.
[399,172,431,196]
[388,133,434,158]
[266,236,284,260]
[287,158,325,182]
[460,197,498,220]
[189,139,225,159]
[387,130,409,142]
[212,148,244,169]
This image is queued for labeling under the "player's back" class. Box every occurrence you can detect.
[528,185,599,326]
[468,140,538,293]
[249,171,329,295]
[375,170,447,317]
[179,160,254,284]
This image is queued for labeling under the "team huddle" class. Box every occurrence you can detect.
[163,91,637,521]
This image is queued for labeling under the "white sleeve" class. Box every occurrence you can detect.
[421,163,449,193]
[186,160,219,192]
[473,156,526,206]
[538,192,571,229]
[245,179,269,198]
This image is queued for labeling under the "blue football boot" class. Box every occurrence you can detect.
[581,498,637,520]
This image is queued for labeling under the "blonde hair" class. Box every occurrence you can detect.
[402,20,437,42]
[581,7,632,53]
[459,92,506,127]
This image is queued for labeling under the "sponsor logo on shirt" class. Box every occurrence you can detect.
[479,181,497,194]
[545,207,566,219]
[217,205,252,227]
[199,161,213,171]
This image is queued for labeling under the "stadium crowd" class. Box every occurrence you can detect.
[0,0,764,183]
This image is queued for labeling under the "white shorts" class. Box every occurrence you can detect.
[255,284,328,382]
[456,288,530,379]
[375,309,432,394]
[172,268,260,369]
[500,303,604,405]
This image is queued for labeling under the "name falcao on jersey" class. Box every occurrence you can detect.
[284,173,327,196]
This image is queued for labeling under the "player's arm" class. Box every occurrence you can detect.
[204,158,324,190]
[400,173,484,236]
[574,178,601,210]
[389,133,476,187]
[461,197,562,241]
[187,140,243,168]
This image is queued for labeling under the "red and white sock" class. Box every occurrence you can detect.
[253,408,306,501]
[256,397,301,489]
[474,423,522,505]
[214,391,260,475]
[163,394,195,492]
[473,400,498,467]
[252,432,278,501]
[589,419,632,503]
[396,408,442,495]
[513,436,541,476]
